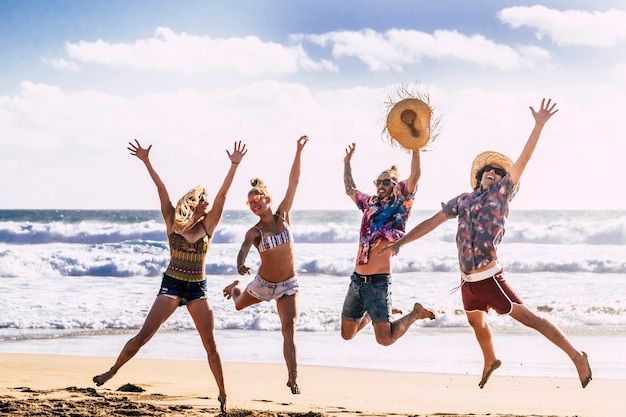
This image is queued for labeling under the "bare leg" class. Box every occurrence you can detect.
[341,314,371,340]
[372,303,435,346]
[465,310,501,388]
[276,294,299,394]
[357,313,373,331]
[187,299,227,411]
[354,309,403,333]
[93,295,179,386]
[223,280,262,310]
[510,304,592,388]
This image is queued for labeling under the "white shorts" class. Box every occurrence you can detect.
[245,273,299,301]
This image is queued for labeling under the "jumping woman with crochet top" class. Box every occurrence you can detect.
[93,139,247,412]
[223,135,308,395]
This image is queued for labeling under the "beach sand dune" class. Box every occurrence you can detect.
[0,353,623,417]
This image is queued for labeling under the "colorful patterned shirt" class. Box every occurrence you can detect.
[441,174,519,273]
[355,180,416,265]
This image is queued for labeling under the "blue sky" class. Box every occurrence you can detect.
[1,0,625,210]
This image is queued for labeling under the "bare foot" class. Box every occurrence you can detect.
[222,280,240,299]
[478,359,501,389]
[218,393,227,412]
[413,303,436,320]
[287,371,300,394]
[287,380,300,395]
[574,351,592,388]
[92,369,115,387]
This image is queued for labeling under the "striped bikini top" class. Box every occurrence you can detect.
[256,223,293,253]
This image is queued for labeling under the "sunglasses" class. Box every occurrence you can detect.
[373,179,396,186]
[246,194,264,206]
[199,195,209,203]
[482,165,507,177]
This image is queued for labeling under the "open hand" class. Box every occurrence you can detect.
[530,98,559,126]
[128,139,151,162]
[227,141,248,164]
[344,142,356,164]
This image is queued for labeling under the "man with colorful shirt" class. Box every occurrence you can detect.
[382,98,592,389]
[341,142,435,346]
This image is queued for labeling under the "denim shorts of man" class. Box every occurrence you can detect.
[341,272,392,323]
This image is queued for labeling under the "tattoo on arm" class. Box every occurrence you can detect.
[344,163,356,193]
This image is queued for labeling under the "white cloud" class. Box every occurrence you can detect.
[0,80,398,210]
[516,45,553,70]
[2,78,625,210]
[498,6,626,47]
[299,28,548,71]
[615,62,626,77]
[63,27,334,74]
[2,8,626,211]
[43,58,81,71]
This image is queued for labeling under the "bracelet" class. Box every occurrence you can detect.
[232,162,240,165]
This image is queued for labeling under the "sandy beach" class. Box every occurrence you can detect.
[0,352,623,417]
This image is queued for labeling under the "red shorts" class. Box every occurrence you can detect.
[461,270,523,314]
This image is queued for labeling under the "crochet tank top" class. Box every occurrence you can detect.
[164,230,210,282]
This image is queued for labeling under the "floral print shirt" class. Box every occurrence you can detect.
[355,180,415,265]
[441,174,519,273]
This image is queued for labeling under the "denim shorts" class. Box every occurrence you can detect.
[158,274,207,306]
[341,272,392,323]
[246,273,299,301]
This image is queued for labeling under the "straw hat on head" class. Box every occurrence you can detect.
[385,98,434,151]
[470,151,513,189]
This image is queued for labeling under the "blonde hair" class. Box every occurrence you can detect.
[249,177,270,197]
[174,185,208,233]
[379,165,399,182]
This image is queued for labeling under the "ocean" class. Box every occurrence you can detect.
[1,209,625,381]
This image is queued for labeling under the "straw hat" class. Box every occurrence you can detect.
[385,98,433,151]
[470,151,513,189]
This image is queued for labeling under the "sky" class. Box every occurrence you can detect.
[1,0,625,211]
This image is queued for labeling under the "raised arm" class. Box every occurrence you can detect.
[203,141,247,234]
[276,135,309,222]
[509,98,559,186]
[405,149,421,193]
[380,210,449,256]
[343,142,358,203]
[128,139,174,224]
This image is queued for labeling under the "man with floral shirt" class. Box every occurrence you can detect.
[341,142,435,347]
[382,98,592,389]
